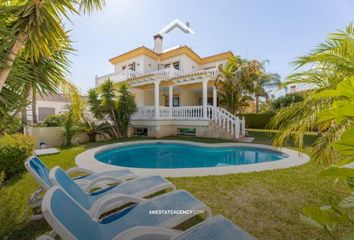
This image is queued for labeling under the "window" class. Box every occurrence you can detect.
[173,96,179,107]
[178,128,196,136]
[133,128,148,136]
[128,62,136,71]
[163,61,180,70]
[38,107,55,121]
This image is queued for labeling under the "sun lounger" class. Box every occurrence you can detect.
[49,166,176,219]
[116,215,256,240]
[40,187,211,240]
[25,156,137,220]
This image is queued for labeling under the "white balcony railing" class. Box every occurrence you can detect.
[96,70,137,86]
[131,105,245,139]
[134,67,183,79]
[132,106,209,120]
[96,66,218,87]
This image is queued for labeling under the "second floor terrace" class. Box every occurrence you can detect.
[95,65,219,87]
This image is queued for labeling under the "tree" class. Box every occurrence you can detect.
[62,105,80,146]
[270,23,354,165]
[77,118,110,142]
[300,77,354,239]
[271,92,305,112]
[116,83,138,137]
[87,80,137,138]
[246,60,281,113]
[0,4,82,124]
[215,56,253,115]
[0,0,106,92]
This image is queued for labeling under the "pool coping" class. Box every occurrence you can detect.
[75,140,310,177]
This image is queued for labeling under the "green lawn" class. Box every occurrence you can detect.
[0,134,350,239]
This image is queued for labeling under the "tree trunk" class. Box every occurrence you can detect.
[21,107,28,124]
[32,90,37,124]
[255,95,259,113]
[0,32,27,92]
[21,85,32,124]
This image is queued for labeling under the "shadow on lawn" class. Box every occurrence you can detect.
[9,219,50,240]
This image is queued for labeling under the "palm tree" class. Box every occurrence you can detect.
[77,118,110,142]
[0,85,27,135]
[116,83,137,137]
[87,80,137,138]
[4,46,78,124]
[0,0,105,92]
[246,60,281,113]
[215,56,254,115]
[270,23,354,165]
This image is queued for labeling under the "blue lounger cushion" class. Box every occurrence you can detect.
[50,167,175,210]
[25,156,135,190]
[173,215,256,240]
[44,187,206,240]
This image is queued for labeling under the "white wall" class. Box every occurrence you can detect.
[201,59,228,69]
[130,88,145,107]
[26,100,70,122]
[113,55,146,73]
[143,55,158,72]
[160,54,200,73]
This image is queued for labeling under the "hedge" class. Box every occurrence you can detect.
[41,114,65,127]
[240,113,275,129]
[0,134,34,180]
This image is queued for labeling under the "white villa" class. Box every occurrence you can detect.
[96,34,246,140]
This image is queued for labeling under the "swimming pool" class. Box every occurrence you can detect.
[95,142,289,169]
[76,140,309,177]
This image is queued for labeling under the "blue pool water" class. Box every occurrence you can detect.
[95,143,288,169]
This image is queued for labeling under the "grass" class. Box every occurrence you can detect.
[0,134,350,239]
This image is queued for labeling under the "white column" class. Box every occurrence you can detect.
[169,85,173,119]
[154,81,160,119]
[212,86,217,108]
[202,79,208,119]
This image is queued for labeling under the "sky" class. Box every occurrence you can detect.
[65,0,354,95]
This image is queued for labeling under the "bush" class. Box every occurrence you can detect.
[271,93,304,111]
[240,113,275,129]
[0,190,29,238]
[0,134,34,180]
[0,116,23,135]
[41,114,65,127]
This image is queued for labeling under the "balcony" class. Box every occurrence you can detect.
[95,66,218,87]
[132,106,210,120]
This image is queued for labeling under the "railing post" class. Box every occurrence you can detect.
[235,117,240,139]
[241,116,246,136]
[169,63,173,78]
[154,81,160,119]
[202,79,208,119]
[169,85,173,119]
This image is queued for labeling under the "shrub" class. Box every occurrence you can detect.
[0,116,23,135]
[0,190,29,238]
[240,113,275,129]
[0,134,34,180]
[271,93,304,111]
[41,114,65,127]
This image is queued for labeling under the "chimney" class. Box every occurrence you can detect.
[153,34,163,54]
